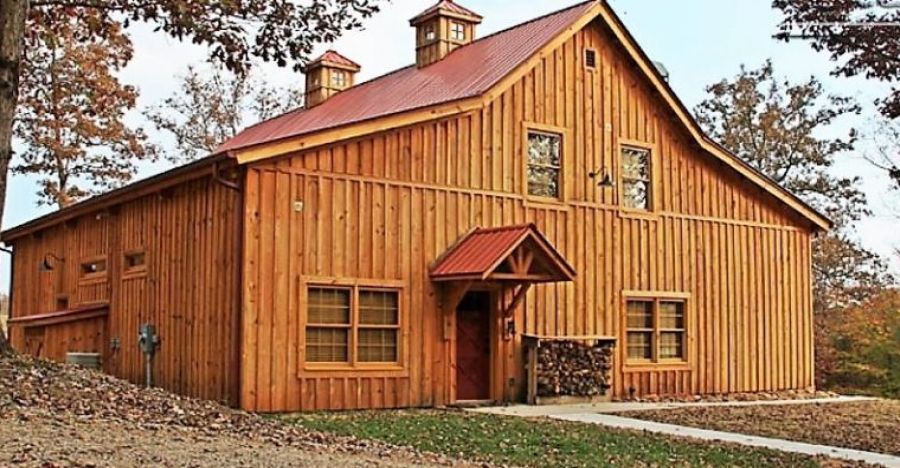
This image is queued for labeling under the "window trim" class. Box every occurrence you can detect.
[78,255,108,285]
[300,278,406,374]
[123,249,148,279]
[585,48,598,71]
[622,291,690,370]
[523,122,569,203]
[450,21,466,42]
[617,140,657,214]
[332,70,346,88]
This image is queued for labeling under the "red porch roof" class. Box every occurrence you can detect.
[430,224,576,283]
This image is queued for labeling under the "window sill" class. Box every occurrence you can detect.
[299,364,408,378]
[78,275,108,286]
[618,209,659,221]
[623,361,691,373]
[524,198,568,210]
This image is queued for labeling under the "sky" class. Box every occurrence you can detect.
[1,0,898,292]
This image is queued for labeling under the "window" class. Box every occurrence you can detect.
[124,250,147,277]
[425,23,437,41]
[626,298,686,363]
[332,71,346,88]
[305,286,401,366]
[585,49,597,69]
[527,131,562,199]
[621,146,652,210]
[451,22,466,41]
[80,257,107,279]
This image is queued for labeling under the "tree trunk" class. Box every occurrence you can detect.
[0,0,30,354]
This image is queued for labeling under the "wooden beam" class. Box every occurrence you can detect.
[503,283,532,318]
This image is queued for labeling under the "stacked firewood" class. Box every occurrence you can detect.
[536,340,613,397]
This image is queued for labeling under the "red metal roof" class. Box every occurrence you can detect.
[411,0,483,23]
[215,1,595,154]
[430,224,575,281]
[309,50,361,71]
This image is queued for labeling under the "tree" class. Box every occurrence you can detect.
[15,9,155,207]
[695,61,893,384]
[866,116,900,193]
[773,1,900,189]
[773,0,900,118]
[828,288,900,397]
[145,66,304,165]
[0,0,385,227]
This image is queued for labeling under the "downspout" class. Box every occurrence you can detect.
[1,245,13,338]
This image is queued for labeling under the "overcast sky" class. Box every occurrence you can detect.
[2,0,897,292]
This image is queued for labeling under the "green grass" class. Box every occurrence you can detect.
[285,409,844,468]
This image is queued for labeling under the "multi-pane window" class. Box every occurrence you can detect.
[451,22,466,41]
[625,298,686,363]
[332,71,346,88]
[527,131,562,199]
[621,146,652,210]
[305,286,401,365]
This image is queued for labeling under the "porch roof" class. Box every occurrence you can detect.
[429,223,576,283]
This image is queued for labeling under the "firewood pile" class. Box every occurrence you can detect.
[536,340,612,397]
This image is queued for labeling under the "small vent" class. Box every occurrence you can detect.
[585,49,597,69]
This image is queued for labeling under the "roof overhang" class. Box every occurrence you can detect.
[430,224,576,284]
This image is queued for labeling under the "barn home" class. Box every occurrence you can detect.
[2,0,830,412]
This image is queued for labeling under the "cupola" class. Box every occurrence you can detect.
[303,50,361,108]
[410,0,482,68]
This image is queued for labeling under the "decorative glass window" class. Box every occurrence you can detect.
[527,131,562,199]
[305,286,401,365]
[332,71,346,88]
[451,22,466,41]
[621,146,652,210]
[626,298,686,363]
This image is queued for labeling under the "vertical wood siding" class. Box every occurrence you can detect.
[241,21,816,412]
[9,176,242,405]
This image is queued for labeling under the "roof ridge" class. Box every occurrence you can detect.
[468,0,595,45]
[237,0,595,131]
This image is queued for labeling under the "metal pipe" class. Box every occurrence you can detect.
[1,245,12,327]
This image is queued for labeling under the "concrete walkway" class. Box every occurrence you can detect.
[470,396,898,467]
[553,413,900,468]
[469,395,876,417]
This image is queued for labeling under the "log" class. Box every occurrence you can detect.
[535,340,613,397]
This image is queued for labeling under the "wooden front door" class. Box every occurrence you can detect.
[456,291,492,401]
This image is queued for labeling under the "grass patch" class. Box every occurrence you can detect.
[285,409,851,468]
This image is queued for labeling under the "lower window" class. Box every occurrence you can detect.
[305,285,401,366]
[625,297,686,363]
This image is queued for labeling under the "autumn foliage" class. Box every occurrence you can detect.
[826,288,900,397]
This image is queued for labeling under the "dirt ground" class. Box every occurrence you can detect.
[618,399,900,456]
[0,352,468,468]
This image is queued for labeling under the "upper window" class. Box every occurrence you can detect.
[585,49,598,69]
[332,71,346,88]
[626,298,686,363]
[425,23,437,41]
[79,257,107,279]
[527,131,562,199]
[621,146,652,210]
[124,250,147,277]
[305,286,401,366]
[451,22,466,41]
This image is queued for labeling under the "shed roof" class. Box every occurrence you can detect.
[430,224,576,283]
